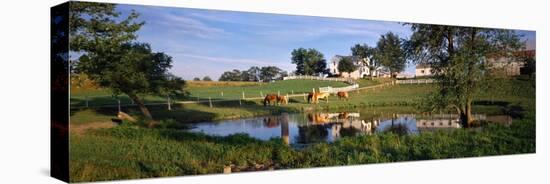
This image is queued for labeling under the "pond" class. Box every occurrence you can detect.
[188,110,512,145]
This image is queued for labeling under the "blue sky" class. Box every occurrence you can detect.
[117,5,535,80]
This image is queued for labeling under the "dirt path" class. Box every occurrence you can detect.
[70,121,117,135]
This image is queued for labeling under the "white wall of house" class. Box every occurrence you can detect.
[415,67,432,77]
[329,55,376,79]
[487,57,524,76]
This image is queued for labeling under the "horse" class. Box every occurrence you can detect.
[310,92,330,104]
[307,92,314,104]
[277,95,288,105]
[336,91,349,100]
[263,94,278,106]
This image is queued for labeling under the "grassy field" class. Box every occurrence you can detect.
[70,78,535,125]
[70,79,352,107]
[68,77,536,182]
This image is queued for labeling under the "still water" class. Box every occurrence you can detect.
[188,111,511,145]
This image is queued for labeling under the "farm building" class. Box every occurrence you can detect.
[487,50,535,76]
[415,63,433,77]
[329,55,387,79]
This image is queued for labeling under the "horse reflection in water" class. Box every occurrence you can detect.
[297,112,380,143]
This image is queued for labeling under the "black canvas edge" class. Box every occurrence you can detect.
[51,1,70,183]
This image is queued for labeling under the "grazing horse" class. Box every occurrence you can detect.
[277,95,288,105]
[263,94,278,106]
[310,92,330,104]
[336,91,349,100]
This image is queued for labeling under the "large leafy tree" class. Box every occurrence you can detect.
[242,66,261,82]
[69,2,185,120]
[291,48,328,75]
[219,69,243,81]
[375,32,406,77]
[351,43,378,78]
[260,66,283,82]
[406,24,522,126]
[337,57,357,74]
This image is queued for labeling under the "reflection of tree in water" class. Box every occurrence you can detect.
[384,124,409,136]
[339,127,361,137]
[297,125,329,144]
[263,116,279,128]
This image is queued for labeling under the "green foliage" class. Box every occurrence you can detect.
[406,24,523,124]
[219,69,243,81]
[351,43,378,78]
[260,66,283,81]
[219,66,286,82]
[202,76,212,81]
[375,32,406,76]
[337,56,357,73]
[69,2,185,118]
[291,48,328,75]
[70,110,535,182]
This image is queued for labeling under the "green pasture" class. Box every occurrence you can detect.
[70,79,352,107]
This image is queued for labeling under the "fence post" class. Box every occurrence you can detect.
[239,98,242,106]
[209,97,213,108]
[242,91,245,99]
[221,91,224,96]
[303,93,306,102]
[260,91,263,98]
[167,96,172,111]
[312,88,315,93]
[117,99,121,112]
[291,90,294,95]
[277,90,280,96]
[286,94,289,104]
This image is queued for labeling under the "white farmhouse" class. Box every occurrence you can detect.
[415,64,432,77]
[329,55,384,79]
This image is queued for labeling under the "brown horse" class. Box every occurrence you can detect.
[310,92,330,104]
[337,91,349,100]
[263,94,278,106]
[307,92,314,103]
[277,95,288,105]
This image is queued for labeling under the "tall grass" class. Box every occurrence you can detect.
[70,110,535,182]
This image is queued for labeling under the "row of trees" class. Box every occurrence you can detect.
[193,76,212,81]
[218,66,288,82]
[291,32,407,78]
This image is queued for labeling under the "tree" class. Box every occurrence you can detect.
[337,57,357,75]
[375,32,406,77]
[202,76,212,81]
[351,43,378,78]
[219,69,242,81]
[242,66,261,81]
[260,66,283,82]
[291,48,328,75]
[193,77,201,81]
[69,2,184,120]
[406,24,522,126]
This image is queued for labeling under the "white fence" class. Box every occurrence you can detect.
[396,79,435,84]
[283,75,355,84]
